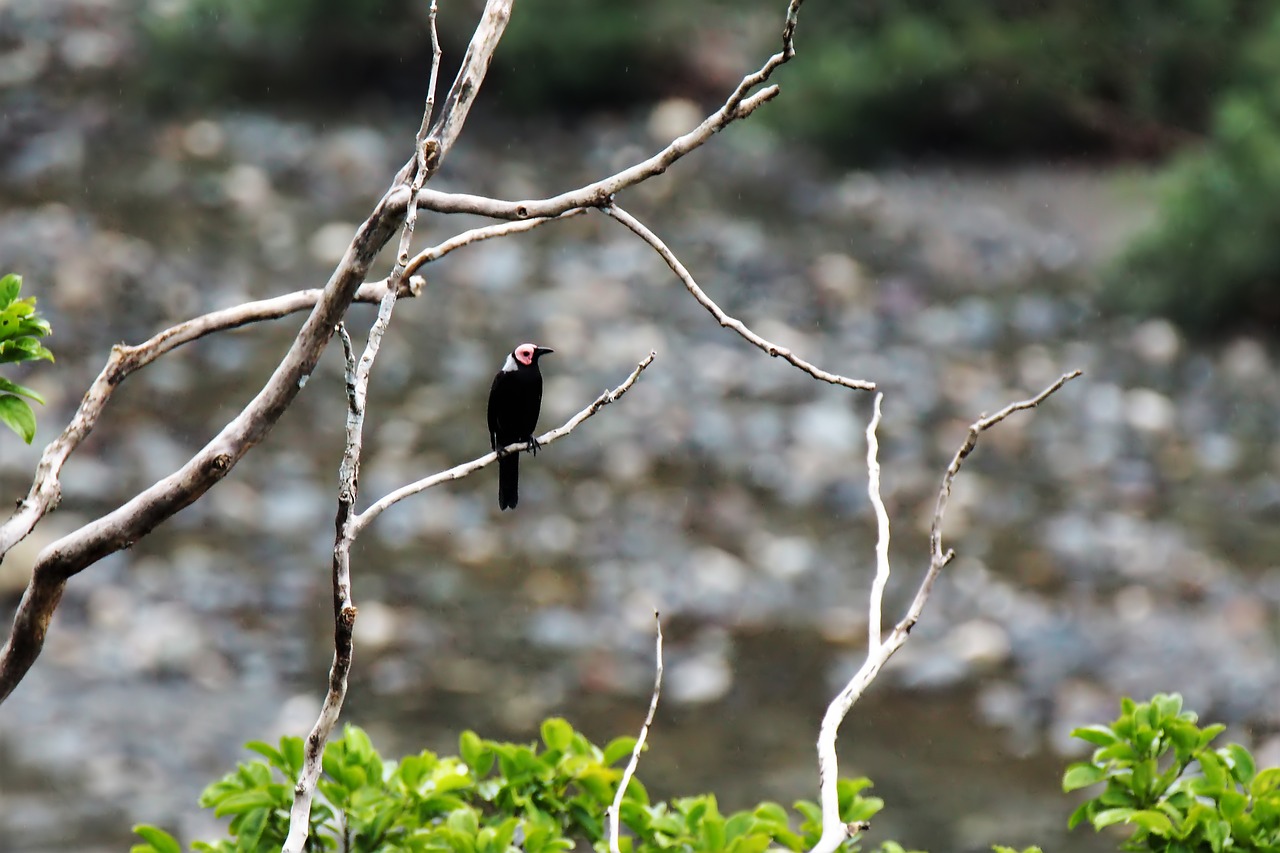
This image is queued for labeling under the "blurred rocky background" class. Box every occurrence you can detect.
[2,0,1280,851]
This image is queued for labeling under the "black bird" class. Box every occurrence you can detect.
[487,342,554,510]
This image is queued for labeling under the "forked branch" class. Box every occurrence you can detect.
[807,370,1082,853]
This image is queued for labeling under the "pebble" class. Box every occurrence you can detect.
[1124,386,1177,433]
[1131,319,1182,365]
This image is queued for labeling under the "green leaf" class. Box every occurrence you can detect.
[245,741,285,772]
[0,376,44,404]
[1071,725,1120,747]
[1092,807,1137,829]
[603,736,638,766]
[0,337,54,363]
[213,789,277,818]
[0,394,36,443]
[0,274,19,307]
[459,730,487,773]
[133,825,182,853]
[280,737,304,777]
[540,718,574,753]
[1128,809,1174,836]
[1198,724,1227,749]
[1198,750,1228,792]
[1067,801,1093,830]
[1063,763,1108,792]
[1223,743,1256,785]
[1252,767,1280,797]
[724,812,757,841]
[234,808,268,853]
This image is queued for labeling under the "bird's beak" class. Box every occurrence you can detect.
[534,346,555,357]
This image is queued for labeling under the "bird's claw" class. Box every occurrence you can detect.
[527,435,541,457]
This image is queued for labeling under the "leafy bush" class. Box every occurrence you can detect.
[0,273,53,444]
[131,719,899,853]
[1065,692,1280,851]
[1104,10,1280,336]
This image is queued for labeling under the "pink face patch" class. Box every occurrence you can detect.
[514,343,537,366]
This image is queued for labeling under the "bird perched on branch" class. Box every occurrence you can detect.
[487,342,554,510]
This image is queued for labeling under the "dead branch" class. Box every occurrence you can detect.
[806,371,1082,853]
[609,612,664,853]
[602,203,875,391]
[413,2,806,222]
[283,3,449,845]
[0,0,516,708]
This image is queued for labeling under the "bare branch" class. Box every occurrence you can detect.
[864,393,889,651]
[0,0,518,711]
[426,0,515,164]
[0,184,413,706]
[412,1,807,222]
[353,351,657,536]
[806,371,1082,853]
[283,323,362,853]
[0,277,420,564]
[282,5,453,835]
[416,0,444,161]
[603,203,875,392]
[609,612,663,853]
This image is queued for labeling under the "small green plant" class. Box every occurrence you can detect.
[132,720,897,853]
[1065,692,1280,851]
[0,273,53,444]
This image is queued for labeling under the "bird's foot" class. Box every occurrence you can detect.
[527,435,541,456]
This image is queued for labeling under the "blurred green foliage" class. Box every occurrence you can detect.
[138,0,1280,334]
[772,0,1267,160]
[1104,10,1280,335]
[140,0,1267,159]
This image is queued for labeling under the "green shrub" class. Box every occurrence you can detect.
[1065,692,1280,851]
[131,720,899,853]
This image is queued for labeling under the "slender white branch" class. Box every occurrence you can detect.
[283,325,364,853]
[806,370,1082,853]
[865,393,889,651]
[282,9,455,844]
[603,203,875,392]
[609,612,664,853]
[353,352,657,535]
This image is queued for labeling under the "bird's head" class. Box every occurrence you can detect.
[513,343,554,366]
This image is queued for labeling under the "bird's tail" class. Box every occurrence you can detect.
[498,453,519,510]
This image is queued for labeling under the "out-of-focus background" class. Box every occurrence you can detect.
[2,0,1279,850]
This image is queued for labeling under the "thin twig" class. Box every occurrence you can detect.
[414,2,807,222]
[602,203,874,392]
[426,0,515,162]
[353,352,657,535]
[609,612,663,853]
[282,325,362,853]
[282,11,449,843]
[0,183,413,706]
[806,370,1082,853]
[864,393,889,651]
[0,278,418,564]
